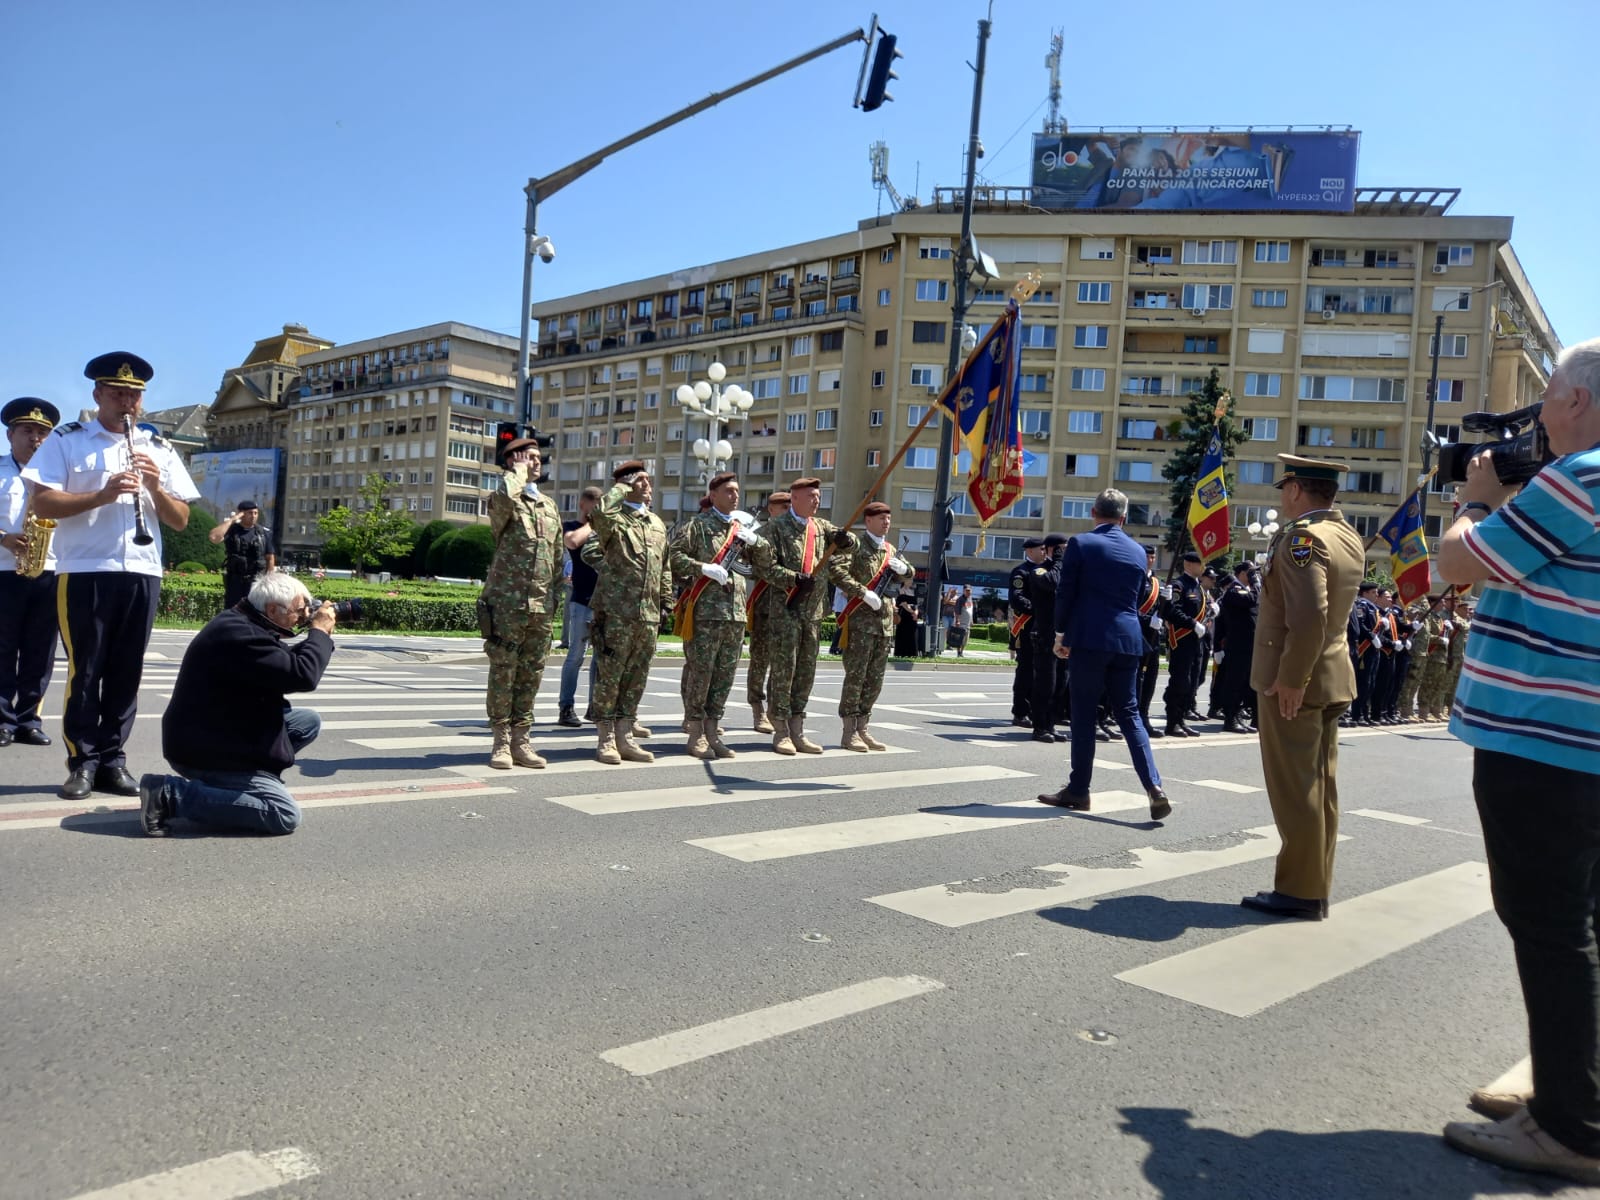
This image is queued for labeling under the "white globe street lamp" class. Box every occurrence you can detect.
[681,360,753,485]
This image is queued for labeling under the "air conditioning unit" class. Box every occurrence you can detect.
[1431,264,1449,275]
[1189,307,1206,318]
[1029,431,1049,442]
[1321,310,1337,322]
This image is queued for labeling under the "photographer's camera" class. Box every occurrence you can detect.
[308,598,363,621]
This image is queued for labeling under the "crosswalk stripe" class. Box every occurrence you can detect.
[598,975,945,1076]
[867,824,1313,929]
[549,761,978,816]
[1115,861,1491,1017]
[1348,808,1431,826]
[62,1146,320,1200]
[443,744,913,781]
[687,788,1163,862]
[1185,779,1263,794]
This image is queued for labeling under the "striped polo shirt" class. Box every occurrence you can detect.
[1450,444,1600,774]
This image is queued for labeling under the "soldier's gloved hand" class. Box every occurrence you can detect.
[787,574,815,610]
[1213,650,1225,664]
[700,563,730,586]
[862,591,883,612]
[733,526,758,545]
[888,556,909,575]
[1194,622,1208,640]
[828,529,856,553]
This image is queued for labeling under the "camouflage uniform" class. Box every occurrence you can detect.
[1402,607,1443,720]
[581,484,671,727]
[829,533,913,749]
[1441,607,1470,717]
[745,607,773,712]
[754,511,849,725]
[480,471,563,729]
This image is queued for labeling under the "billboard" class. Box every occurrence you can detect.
[1031,130,1359,212]
[185,448,283,525]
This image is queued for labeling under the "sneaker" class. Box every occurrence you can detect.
[138,774,172,837]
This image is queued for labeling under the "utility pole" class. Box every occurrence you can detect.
[922,10,991,657]
[1419,311,1444,531]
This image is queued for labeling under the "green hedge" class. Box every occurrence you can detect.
[158,575,481,632]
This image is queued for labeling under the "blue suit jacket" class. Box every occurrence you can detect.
[1053,523,1149,656]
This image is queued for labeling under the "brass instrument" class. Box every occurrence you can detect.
[14,499,56,578]
[121,414,155,546]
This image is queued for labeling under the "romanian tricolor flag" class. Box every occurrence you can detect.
[1378,492,1431,605]
[1186,427,1231,562]
[936,300,1025,539]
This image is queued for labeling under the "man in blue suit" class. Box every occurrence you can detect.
[1036,489,1172,820]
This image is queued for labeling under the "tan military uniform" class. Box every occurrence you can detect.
[1251,508,1366,900]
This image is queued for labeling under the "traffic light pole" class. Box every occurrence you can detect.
[922,12,991,658]
[1418,312,1444,531]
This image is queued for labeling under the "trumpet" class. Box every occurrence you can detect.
[121,414,155,546]
[14,497,56,578]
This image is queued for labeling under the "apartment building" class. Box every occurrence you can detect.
[529,187,1559,579]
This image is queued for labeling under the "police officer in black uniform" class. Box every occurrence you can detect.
[1136,545,1164,738]
[1162,551,1208,737]
[210,500,276,610]
[1216,561,1261,733]
[1008,537,1043,727]
[1020,532,1068,742]
[1345,580,1380,727]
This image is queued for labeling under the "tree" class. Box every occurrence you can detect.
[315,474,418,577]
[411,519,459,577]
[162,504,226,571]
[1160,368,1251,558]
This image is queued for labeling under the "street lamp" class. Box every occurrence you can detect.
[676,360,754,486]
[1246,508,1280,562]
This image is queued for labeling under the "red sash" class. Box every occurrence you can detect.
[1009,613,1031,637]
[783,519,818,603]
[1377,611,1398,656]
[672,521,741,641]
[745,580,768,619]
[837,546,892,651]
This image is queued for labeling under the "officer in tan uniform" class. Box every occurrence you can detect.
[1242,455,1367,920]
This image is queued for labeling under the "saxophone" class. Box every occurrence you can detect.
[15,499,56,578]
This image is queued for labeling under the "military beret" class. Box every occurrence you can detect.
[1,397,60,430]
[1022,536,1044,549]
[862,501,891,517]
[1043,532,1069,547]
[767,491,791,504]
[85,352,153,390]
[1183,551,1203,564]
[707,471,738,492]
[1271,453,1344,488]
[789,477,822,491]
[612,459,647,481]
[500,436,543,459]
[237,499,259,511]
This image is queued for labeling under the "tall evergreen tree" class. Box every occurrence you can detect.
[1160,368,1251,556]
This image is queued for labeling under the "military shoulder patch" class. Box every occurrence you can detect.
[1288,532,1316,566]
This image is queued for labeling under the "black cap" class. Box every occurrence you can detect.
[238,500,259,511]
[85,352,154,391]
[2,397,60,430]
[1183,551,1203,564]
[1022,536,1044,549]
[1202,567,1219,578]
[1358,581,1378,593]
[1043,532,1069,548]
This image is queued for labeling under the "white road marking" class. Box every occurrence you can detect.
[688,789,1161,861]
[868,825,1315,929]
[443,744,912,780]
[1185,779,1263,794]
[935,691,992,699]
[599,975,944,1076]
[1479,1055,1533,1099]
[1116,862,1491,1017]
[63,1146,319,1200]
[1349,808,1432,826]
[550,761,971,816]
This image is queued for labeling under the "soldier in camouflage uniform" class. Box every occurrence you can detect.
[1440,598,1471,718]
[828,501,913,751]
[478,438,564,770]
[753,478,854,755]
[580,460,672,765]
[669,472,778,760]
[1413,593,1459,721]
[744,490,790,732]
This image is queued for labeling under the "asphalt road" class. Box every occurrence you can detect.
[0,633,1575,1199]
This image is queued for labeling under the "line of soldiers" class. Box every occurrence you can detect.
[478,458,912,767]
[1345,584,1468,726]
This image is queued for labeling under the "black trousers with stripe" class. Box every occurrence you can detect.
[57,572,159,772]
[0,571,60,732]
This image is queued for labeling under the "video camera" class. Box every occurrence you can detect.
[308,597,363,621]
[1432,403,1552,487]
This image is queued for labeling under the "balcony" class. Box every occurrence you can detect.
[736,293,762,311]
[603,317,625,334]
[830,271,861,293]
[767,284,794,302]
[707,297,732,316]
[799,278,828,300]
[629,314,653,327]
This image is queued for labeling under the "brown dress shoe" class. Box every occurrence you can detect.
[1037,788,1090,811]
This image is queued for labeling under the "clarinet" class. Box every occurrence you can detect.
[122,415,156,546]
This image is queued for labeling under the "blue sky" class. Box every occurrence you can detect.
[2,0,1590,415]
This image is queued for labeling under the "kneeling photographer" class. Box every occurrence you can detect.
[138,571,337,837]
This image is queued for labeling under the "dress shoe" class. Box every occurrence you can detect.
[1030,730,1057,744]
[1145,725,1165,739]
[1147,787,1172,821]
[59,767,94,801]
[1094,727,1111,742]
[1037,788,1090,811]
[0,727,11,746]
[1240,890,1325,920]
[1186,709,1204,722]
[1444,1108,1600,1186]
[1099,722,1122,741]
[1164,725,1192,739]
[138,774,173,837]
[557,706,582,728]
[1012,716,1031,728]
[1222,718,1252,734]
[94,765,140,796]
[13,727,51,746]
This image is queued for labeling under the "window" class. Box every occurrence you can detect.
[1063,453,1100,477]
[815,409,837,431]
[1077,282,1111,304]
[1019,373,1050,393]
[1343,469,1396,494]
[874,329,889,347]
[1350,426,1387,449]
[804,300,825,318]
[1080,237,1115,260]
[912,320,946,343]
[1180,284,1234,311]
[1311,248,1347,267]
[901,488,934,511]
[1183,336,1219,354]
[906,404,929,426]
[644,391,659,409]
[835,296,859,313]
[1254,240,1291,263]
[785,412,807,433]
[869,409,884,426]
[1119,419,1160,439]
[1122,376,1164,396]
[1070,368,1106,392]
[1434,379,1465,403]
[1364,249,1402,269]
[1019,410,1052,435]
[1115,460,1155,482]
[871,370,885,389]
[1433,289,1472,313]
[880,247,895,263]
[909,364,942,389]
[817,368,841,392]
[1241,416,1278,440]
[1136,244,1174,265]
[1074,325,1109,348]
[915,279,949,302]
[1066,410,1102,434]
[1244,373,1281,397]
[635,299,653,319]
[751,378,781,400]
[1235,461,1275,485]
[1182,239,1237,265]
[1298,375,1406,403]
[782,450,803,472]
[904,448,939,469]
[671,353,692,372]
[1020,324,1057,349]
[1061,496,1094,520]
[866,449,882,467]
[1298,425,1337,448]
[791,335,812,356]
[1435,244,1474,267]
[1252,289,1288,308]
[878,288,891,306]
[919,238,952,260]
[820,331,844,352]
[1428,334,1469,357]
[788,374,809,395]
[813,448,836,469]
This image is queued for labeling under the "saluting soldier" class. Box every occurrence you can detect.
[0,398,63,749]
[209,499,276,611]
[477,435,563,770]
[744,490,790,732]
[754,477,853,755]
[1007,537,1042,727]
[24,354,200,801]
[669,471,776,760]
[1242,455,1366,921]
[829,501,913,751]
[582,461,671,765]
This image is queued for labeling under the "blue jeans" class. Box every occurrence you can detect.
[558,601,596,709]
[166,708,321,836]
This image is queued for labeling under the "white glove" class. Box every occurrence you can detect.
[1194,623,1208,640]
[862,591,883,611]
[700,563,729,585]
[889,556,909,575]
[733,526,758,544]
[1213,651,1225,664]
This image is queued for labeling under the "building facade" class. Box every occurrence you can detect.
[528,189,1559,580]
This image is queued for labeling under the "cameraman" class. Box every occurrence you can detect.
[1437,339,1600,1186]
[137,570,335,837]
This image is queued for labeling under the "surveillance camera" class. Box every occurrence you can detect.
[531,235,556,263]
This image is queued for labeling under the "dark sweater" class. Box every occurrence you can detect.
[162,603,334,774]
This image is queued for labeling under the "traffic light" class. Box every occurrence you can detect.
[495,422,520,463]
[861,32,900,112]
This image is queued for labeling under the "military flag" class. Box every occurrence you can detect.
[1186,426,1231,562]
[1378,490,1431,604]
[936,299,1025,541]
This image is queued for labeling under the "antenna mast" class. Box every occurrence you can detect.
[1043,29,1065,134]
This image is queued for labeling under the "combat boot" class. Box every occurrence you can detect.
[841,716,869,752]
[488,722,514,770]
[618,720,654,763]
[509,723,546,769]
[789,715,823,754]
[752,703,774,734]
[684,718,715,760]
[772,716,797,755]
[705,722,737,760]
[594,720,622,765]
[857,717,888,751]
[631,719,653,740]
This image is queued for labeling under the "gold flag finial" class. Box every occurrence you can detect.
[1212,390,1230,423]
[1011,271,1043,303]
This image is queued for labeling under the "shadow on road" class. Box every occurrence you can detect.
[1039,896,1262,942]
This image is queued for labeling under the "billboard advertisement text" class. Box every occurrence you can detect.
[185,448,282,525]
